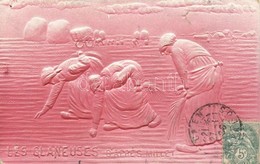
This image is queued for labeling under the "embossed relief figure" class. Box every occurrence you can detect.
[159,33,223,151]
[62,52,104,120]
[88,60,161,135]
[35,51,103,121]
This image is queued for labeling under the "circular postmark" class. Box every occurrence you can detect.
[223,122,259,164]
[188,103,241,146]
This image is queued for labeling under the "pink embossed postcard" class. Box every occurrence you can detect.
[0,0,259,163]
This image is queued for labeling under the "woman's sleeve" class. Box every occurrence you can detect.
[91,91,104,129]
[42,81,65,112]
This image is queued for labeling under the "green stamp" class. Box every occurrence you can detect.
[223,121,259,164]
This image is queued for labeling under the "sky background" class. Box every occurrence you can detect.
[0,0,259,38]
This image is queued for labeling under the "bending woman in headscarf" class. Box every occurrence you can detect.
[61,51,104,120]
[35,51,103,121]
[88,60,161,135]
[159,33,223,152]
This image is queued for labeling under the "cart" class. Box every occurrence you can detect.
[70,27,95,48]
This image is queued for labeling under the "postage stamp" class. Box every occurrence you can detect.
[223,121,260,164]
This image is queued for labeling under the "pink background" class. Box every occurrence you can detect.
[0,0,259,163]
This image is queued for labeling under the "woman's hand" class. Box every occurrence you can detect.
[89,128,97,138]
[34,109,47,119]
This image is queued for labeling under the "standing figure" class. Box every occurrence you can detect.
[35,51,103,121]
[159,33,223,152]
[88,60,161,136]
